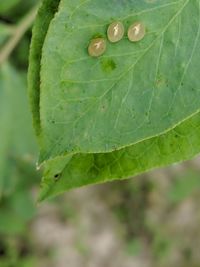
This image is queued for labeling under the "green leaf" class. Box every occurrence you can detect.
[29,0,200,200]
[28,0,60,136]
[39,112,200,201]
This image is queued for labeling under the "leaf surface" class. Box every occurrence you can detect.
[40,0,200,159]
[39,112,200,200]
[28,0,200,200]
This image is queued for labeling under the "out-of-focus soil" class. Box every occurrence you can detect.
[31,157,200,267]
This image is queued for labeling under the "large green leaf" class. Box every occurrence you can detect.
[39,112,200,200]
[29,0,200,200]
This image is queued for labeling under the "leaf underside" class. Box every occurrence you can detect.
[28,0,200,201]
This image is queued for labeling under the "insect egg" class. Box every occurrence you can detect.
[88,38,106,57]
[128,22,146,42]
[107,21,125,43]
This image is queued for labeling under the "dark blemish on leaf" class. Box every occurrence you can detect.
[90,166,99,177]
[112,145,118,151]
[101,58,116,73]
[155,75,167,88]
[54,173,61,181]
[123,20,130,28]
[92,32,104,39]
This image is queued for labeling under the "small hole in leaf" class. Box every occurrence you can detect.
[92,32,104,39]
[54,173,61,181]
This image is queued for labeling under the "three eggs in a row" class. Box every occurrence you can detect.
[88,21,146,57]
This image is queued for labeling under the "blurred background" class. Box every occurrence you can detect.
[1,1,200,267]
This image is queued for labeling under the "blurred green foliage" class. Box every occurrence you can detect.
[0,0,38,18]
[0,0,21,14]
[0,24,12,46]
[0,2,40,265]
[1,1,200,267]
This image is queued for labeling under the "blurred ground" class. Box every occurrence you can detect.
[2,158,200,267]
[30,158,200,267]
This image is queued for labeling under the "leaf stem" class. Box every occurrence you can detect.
[0,5,39,66]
